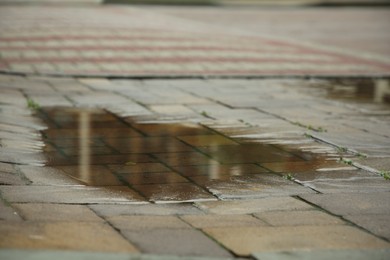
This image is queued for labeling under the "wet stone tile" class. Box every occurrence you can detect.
[0,185,146,204]
[178,135,238,146]
[344,214,390,241]
[196,197,313,215]
[133,183,216,203]
[107,215,191,230]
[13,203,104,222]
[196,174,315,199]
[0,171,30,185]
[153,152,219,166]
[0,221,139,252]
[132,123,213,136]
[254,210,345,226]
[199,144,304,164]
[172,163,270,177]
[108,163,171,174]
[203,226,390,257]
[89,203,204,217]
[121,228,232,257]
[0,199,22,221]
[119,172,189,185]
[181,214,267,228]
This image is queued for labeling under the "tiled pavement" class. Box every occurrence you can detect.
[1,2,390,260]
[0,75,390,259]
[0,5,389,77]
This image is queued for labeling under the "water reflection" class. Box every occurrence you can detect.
[38,107,338,201]
[318,78,390,104]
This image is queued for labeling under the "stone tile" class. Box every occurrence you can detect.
[178,135,238,147]
[181,214,267,228]
[195,197,313,215]
[108,216,191,230]
[132,123,213,137]
[0,249,232,260]
[133,183,216,203]
[199,174,315,199]
[254,210,345,226]
[0,162,17,174]
[13,203,104,222]
[344,214,390,240]
[108,163,171,174]
[199,144,303,164]
[89,203,204,217]
[172,163,270,177]
[120,171,189,185]
[0,171,30,185]
[149,105,198,116]
[57,165,123,186]
[0,221,138,252]
[354,157,390,171]
[302,177,390,194]
[121,228,232,257]
[153,152,219,166]
[299,192,390,215]
[18,166,82,186]
[261,160,348,173]
[204,226,390,256]
[0,199,22,221]
[253,248,390,260]
[0,186,145,204]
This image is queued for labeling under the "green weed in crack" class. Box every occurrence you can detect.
[27,98,40,111]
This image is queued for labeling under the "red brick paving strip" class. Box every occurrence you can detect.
[0,6,389,77]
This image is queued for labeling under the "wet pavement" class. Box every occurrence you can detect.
[1,75,390,258]
[1,1,390,259]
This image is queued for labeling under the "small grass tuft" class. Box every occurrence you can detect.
[27,98,40,110]
[201,111,209,117]
[283,173,294,181]
[379,171,390,180]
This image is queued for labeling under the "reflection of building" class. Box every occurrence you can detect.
[374,79,390,104]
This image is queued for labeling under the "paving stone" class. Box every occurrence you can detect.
[121,228,232,257]
[178,135,238,147]
[89,203,204,217]
[254,210,345,227]
[18,166,81,186]
[0,221,138,252]
[0,249,232,260]
[108,216,191,230]
[181,214,267,228]
[133,183,216,203]
[354,157,390,171]
[149,105,198,116]
[252,248,390,260]
[299,192,390,215]
[195,197,313,215]
[13,203,104,222]
[302,177,390,194]
[0,185,145,204]
[204,226,390,256]
[200,174,315,199]
[0,199,22,221]
[0,171,30,185]
[344,214,390,241]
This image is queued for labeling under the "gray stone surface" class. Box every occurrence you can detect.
[196,197,313,215]
[344,214,390,241]
[0,186,146,204]
[0,249,231,260]
[121,228,232,257]
[89,203,204,217]
[253,248,390,260]
[299,192,390,215]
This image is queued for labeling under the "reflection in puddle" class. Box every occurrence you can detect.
[38,107,342,202]
[315,78,390,104]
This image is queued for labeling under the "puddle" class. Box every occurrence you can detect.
[313,78,390,105]
[38,107,344,202]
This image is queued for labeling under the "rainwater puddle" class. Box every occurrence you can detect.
[313,78,390,105]
[38,107,346,202]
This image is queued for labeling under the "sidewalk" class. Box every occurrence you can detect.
[0,2,390,260]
